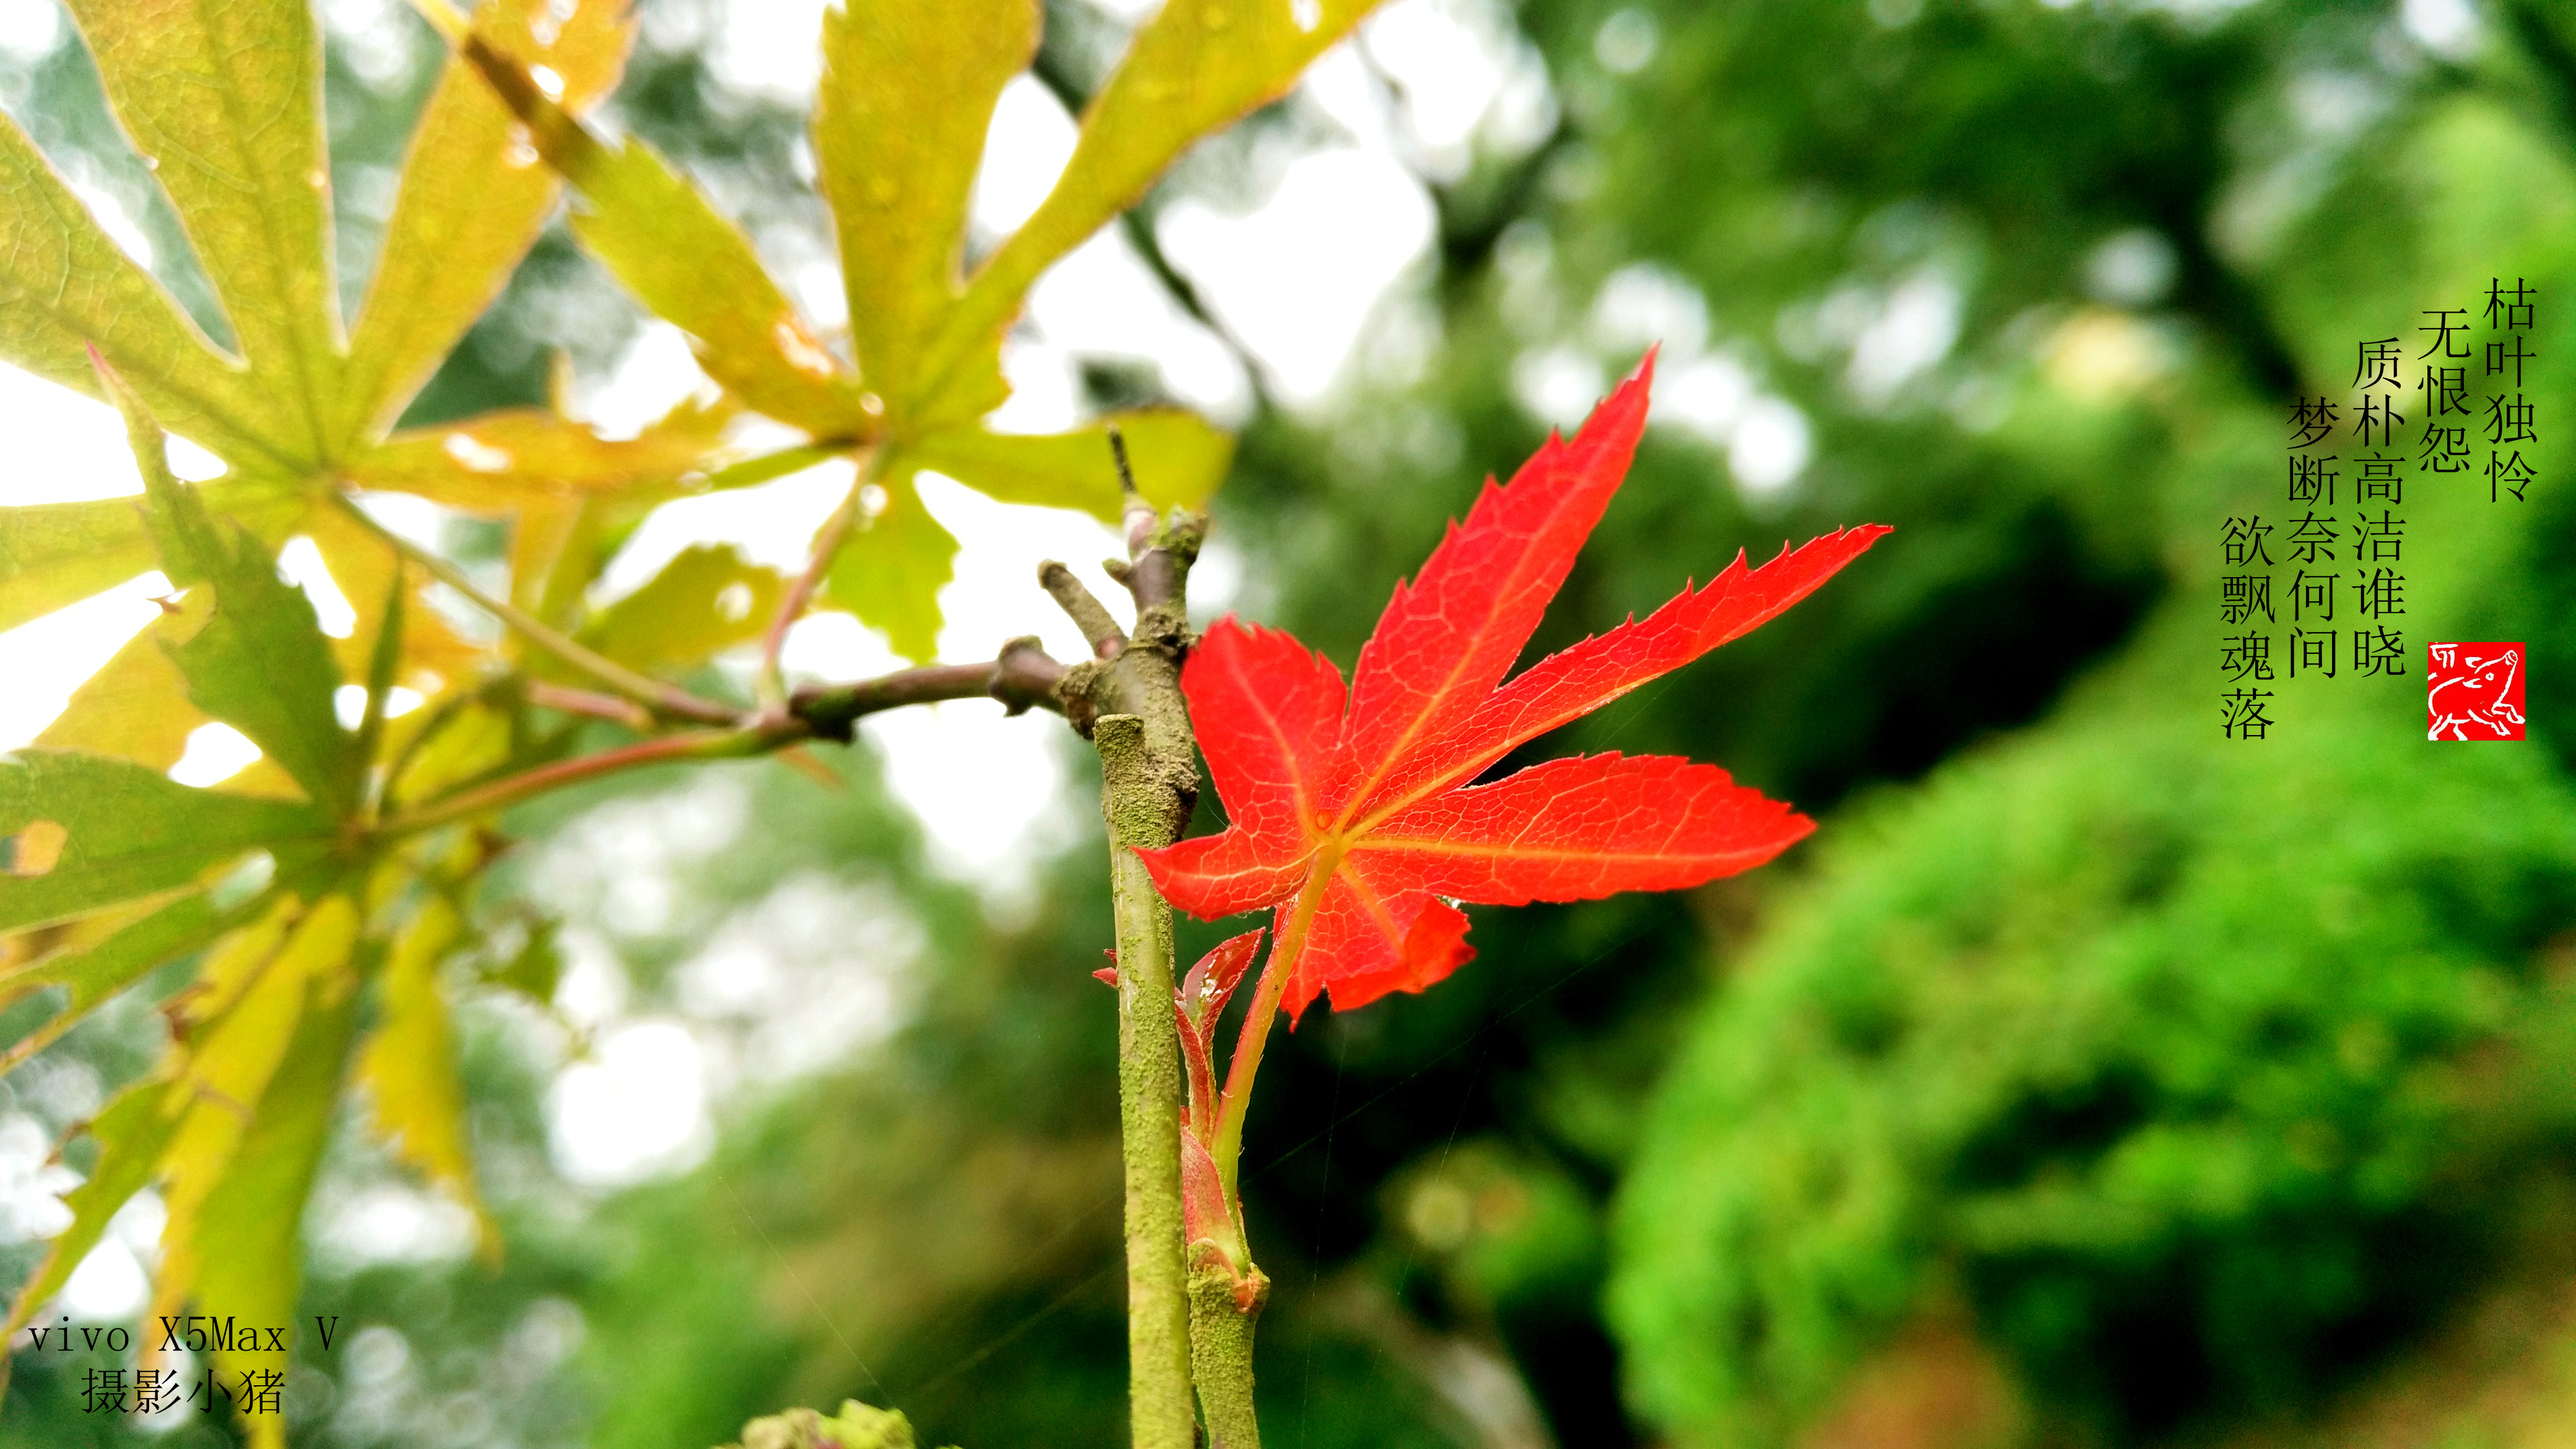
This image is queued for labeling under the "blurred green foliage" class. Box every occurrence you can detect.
[1612,718,2576,1443]
[5,0,2576,1445]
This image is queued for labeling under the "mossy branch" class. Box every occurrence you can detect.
[1045,437,1215,1449]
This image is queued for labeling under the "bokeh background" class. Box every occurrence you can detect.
[1,0,2574,1445]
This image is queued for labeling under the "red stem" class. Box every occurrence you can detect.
[758,455,873,705]
[1209,859,1333,1201]
[378,728,776,837]
[526,681,653,727]
[1177,1006,1219,1140]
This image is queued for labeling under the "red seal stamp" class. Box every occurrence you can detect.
[2427,642,2525,741]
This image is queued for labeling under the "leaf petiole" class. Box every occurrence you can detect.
[756,448,876,708]
[374,645,1069,838]
[696,443,853,494]
[326,490,740,726]
[1208,856,1336,1203]
[373,726,785,839]
[524,681,657,729]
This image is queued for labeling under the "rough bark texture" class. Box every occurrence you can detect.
[1189,1256,1269,1449]
[1100,715,1198,1449]
[1047,468,1208,1449]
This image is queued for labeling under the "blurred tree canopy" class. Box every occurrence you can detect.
[4,0,2575,1447]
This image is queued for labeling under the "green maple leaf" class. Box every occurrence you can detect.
[0,370,507,1445]
[0,9,676,1380]
[2,0,659,768]
[7,371,544,1449]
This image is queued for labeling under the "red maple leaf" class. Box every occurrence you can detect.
[1137,356,1889,1024]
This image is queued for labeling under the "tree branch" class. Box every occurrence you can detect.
[1046,432,1223,1449]
[1106,426,1200,617]
[1040,561,1130,659]
[790,639,1068,741]
[378,648,1072,833]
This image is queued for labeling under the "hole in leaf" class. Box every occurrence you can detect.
[714,583,754,622]
[165,434,226,482]
[168,723,261,788]
[277,536,357,637]
[209,851,274,910]
[3,819,67,877]
[443,432,513,473]
[334,685,432,729]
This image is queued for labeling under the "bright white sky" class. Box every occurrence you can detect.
[0,0,1829,1201]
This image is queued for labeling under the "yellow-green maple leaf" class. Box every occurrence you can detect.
[1,0,642,710]
[0,6,1395,1439]
[455,0,1391,658]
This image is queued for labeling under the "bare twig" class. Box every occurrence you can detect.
[1108,427,1199,617]
[1045,431,1214,1449]
[1040,561,1130,659]
[791,639,1068,741]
